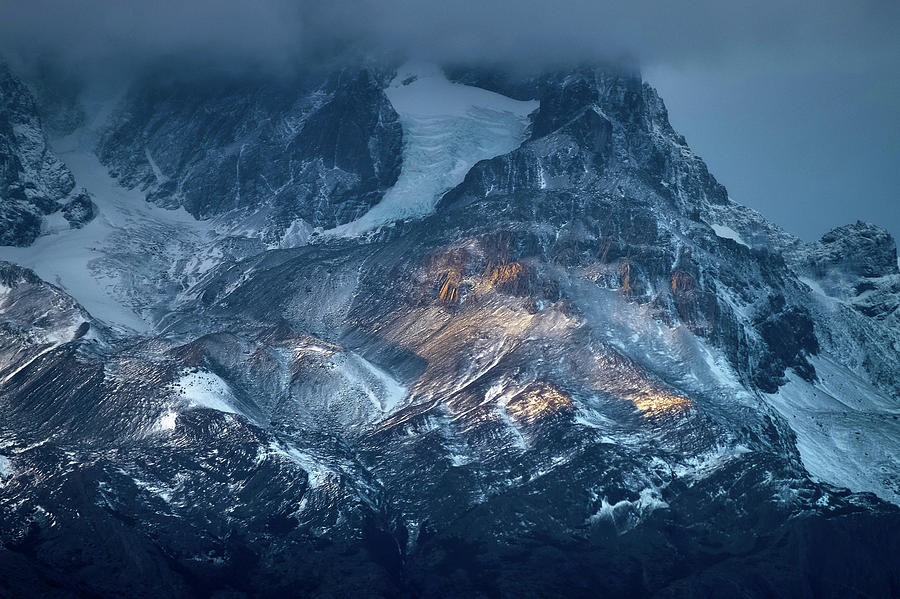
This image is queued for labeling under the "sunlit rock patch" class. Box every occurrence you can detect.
[584,352,693,420]
[438,270,461,304]
[627,390,691,418]
[421,236,562,312]
[484,260,526,292]
[619,261,632,294]
[502,382,573,425]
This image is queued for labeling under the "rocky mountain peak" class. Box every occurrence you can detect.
[817,221,899,278]
[97,64,402,238]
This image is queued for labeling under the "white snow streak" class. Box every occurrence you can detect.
[266,442,333,489]
[588,487,669,533]
[334,352,408,414]
[709,223,749,248]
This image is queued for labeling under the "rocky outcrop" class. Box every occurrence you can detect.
[98,66,403,239]
[0,64,92,246]
[793,222,900,322]
[814,221,899,279]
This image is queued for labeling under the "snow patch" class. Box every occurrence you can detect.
[279,218,313,248]
[448,453,471,467]
[0,455,12,480]
[588,487,668,533]
[131,476,173,503]
[324,62,538,237]
[709,223,749,248]
[672,444,752,481]
[155,410,178,432]
[766,355,900,505]
[172,370,239,415]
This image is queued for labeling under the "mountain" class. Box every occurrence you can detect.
[0,59,898,598]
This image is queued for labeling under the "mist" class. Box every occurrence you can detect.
[1,1,896,77]
[1,0,897,241]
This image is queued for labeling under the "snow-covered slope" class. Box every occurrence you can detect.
[767,355,900,503]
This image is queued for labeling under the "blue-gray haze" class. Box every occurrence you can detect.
[2,0,897,243]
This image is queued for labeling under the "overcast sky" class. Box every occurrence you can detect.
[1,0,897,242]
[646,44,900,242]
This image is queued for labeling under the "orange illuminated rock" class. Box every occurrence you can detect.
[487,261,523,286]
[620,262,631,294]
[505,383,573,424]
[438,270,462,304]
[672,271,692,293]
[629,391,691,417]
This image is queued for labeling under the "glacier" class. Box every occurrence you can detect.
[0,130,210,332]
[324,62,538,237]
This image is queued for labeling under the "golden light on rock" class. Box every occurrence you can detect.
[671,271,691,293]
[505,383,573,424]
[486,261,523,286]
[628,391,691,418]
[620,261,631,294]
[588,355,692,420]
[438,271,461,304]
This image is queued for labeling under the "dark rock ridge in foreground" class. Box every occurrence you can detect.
[0,59,898,598]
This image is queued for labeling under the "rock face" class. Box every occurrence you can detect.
[816,221,899,278]
[98,66,402,241]
[439,66,819,394]
[796,221,900,319]
[0,65,93,246]
[0,61,898,598]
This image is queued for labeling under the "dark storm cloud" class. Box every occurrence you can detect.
[0,0,897,76]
